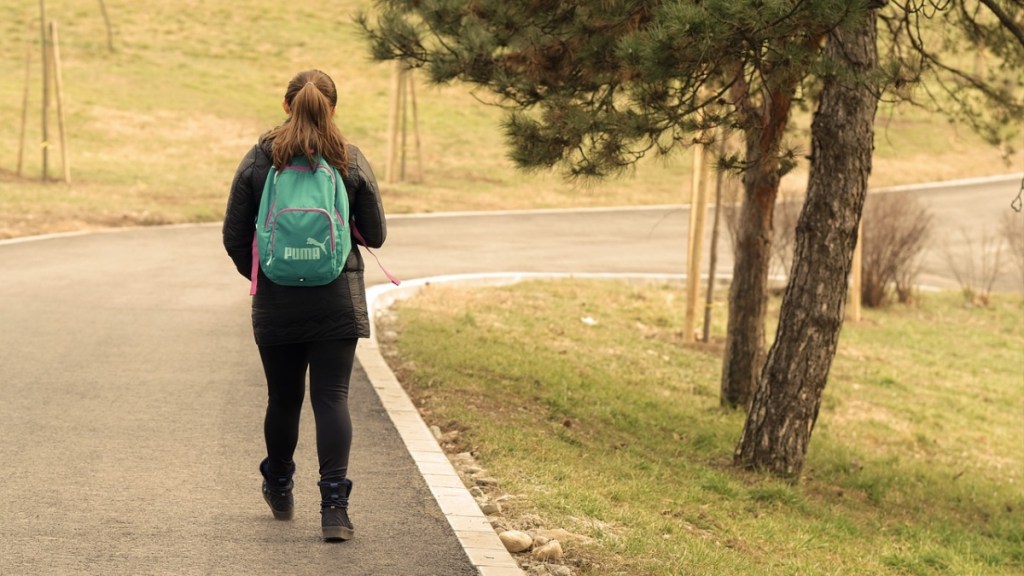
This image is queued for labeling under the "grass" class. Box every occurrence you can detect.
[379,280,1024,575]
[0,0,1021,239]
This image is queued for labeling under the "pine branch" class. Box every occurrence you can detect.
[977,0,1024,47]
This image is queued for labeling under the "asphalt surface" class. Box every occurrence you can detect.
[898,177,1023,292]
[0,229,476,576]
[0,174,1020,575]
[366,174,1022,291]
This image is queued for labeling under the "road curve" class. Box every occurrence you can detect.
[370,173,1023,292]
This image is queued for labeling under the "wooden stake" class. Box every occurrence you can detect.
[384,62,424,184]
[40,0,50,181]
[408,70,423,183]
[50,20,70,184]
[850,220,863,322]
[17,40,32,177]
[399,66,408,181]
[685,143,709,343]
[97,0,114,52]
[686,145,702,268]
[385,61,404,183]
[703,135,727,343]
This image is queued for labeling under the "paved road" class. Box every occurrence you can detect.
[0,230,476,576]
[0,175,1019,575]
[370,174,1023,291]
[898,177,1023,292]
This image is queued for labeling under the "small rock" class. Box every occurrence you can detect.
[429,425,443,440]
[469,486,486,498]
[473,475,499,487]
[532,540,564,562]
[462,465,484,475]
[452,452,474,464]
[532,534,550,547]
[479,500,502,515]
[518,513,544,528]
[547,565,572,576]
[498,530,533,553]
[534,528,594,545]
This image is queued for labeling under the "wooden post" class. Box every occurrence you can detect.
[685,143,709,342]
[17,41,32,177]
[685,146,700,269]
[408,70,424,183]
[40,0,50,181]
[50,21,70,184]
[850,220,863,321]
[703,136,727,343]
[385,62,424,184]
[385,61,404,183]
[97,0,114,52]
[399,66,408,181]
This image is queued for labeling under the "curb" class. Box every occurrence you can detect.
[358,275,531,576]
[357,272,692,576]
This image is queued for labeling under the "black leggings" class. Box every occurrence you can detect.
[257,339,358,482]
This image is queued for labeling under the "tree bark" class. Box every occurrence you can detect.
[720,85,795,409]
[734,9,880,478]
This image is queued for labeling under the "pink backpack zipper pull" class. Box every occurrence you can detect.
[249,234,260,295]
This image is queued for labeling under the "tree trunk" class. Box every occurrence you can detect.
[720,86,795,409]
[734,9,880,478]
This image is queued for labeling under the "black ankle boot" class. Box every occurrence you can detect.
[317,479,354,542]
[259,458,295,521]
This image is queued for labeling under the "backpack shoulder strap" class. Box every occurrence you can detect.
[250,165,280,296]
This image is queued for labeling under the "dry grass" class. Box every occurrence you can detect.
[0,0,1020,240]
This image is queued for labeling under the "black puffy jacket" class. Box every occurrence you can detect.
[222,137,387,346]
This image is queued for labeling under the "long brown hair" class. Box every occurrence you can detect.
[266,70,349,175]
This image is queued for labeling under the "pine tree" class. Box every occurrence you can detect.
[736,6,881,477]
[362,0,867,410]
[362,0,1024,478]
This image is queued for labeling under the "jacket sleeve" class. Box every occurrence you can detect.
[222,145,263,279]
[345,145,387,249]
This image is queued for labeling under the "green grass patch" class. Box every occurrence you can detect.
[0,1,1021,238]
[380,281,1024,575]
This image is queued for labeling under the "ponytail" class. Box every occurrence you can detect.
[267,70,349,175]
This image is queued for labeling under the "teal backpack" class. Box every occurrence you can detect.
[249,155,350,295]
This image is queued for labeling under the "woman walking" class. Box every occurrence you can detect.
[222,69,387,542]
